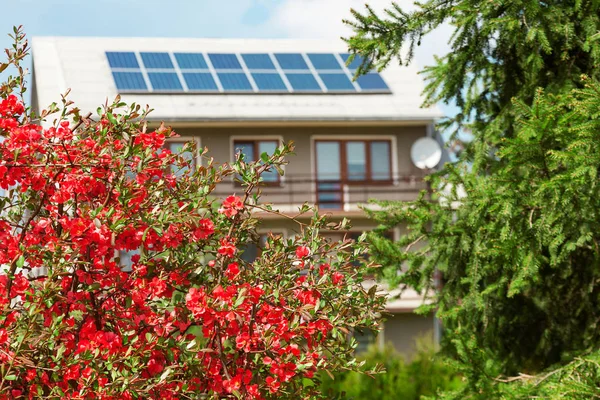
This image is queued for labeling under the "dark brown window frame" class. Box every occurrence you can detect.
[240,231,285,263]
[314,139,393,185]
[233,139,281,186]
[165,140,198,175]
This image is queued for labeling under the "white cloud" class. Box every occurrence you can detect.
[265,0,453,70]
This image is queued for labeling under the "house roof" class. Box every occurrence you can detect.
[31,36,443,124]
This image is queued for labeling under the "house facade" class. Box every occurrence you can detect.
[30,36,444,357]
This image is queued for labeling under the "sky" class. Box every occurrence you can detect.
[0,0,454,114]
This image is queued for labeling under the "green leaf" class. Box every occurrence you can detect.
[302,378,315,387]
[106,112,117,125]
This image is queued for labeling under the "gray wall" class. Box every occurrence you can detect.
[174,125,430,208]
[384,313,436,359]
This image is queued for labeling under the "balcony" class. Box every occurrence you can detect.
[214,173,429,215]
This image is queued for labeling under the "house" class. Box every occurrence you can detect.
[30,36,444,358]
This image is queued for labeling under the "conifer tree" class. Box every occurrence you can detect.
[346,1,600,397]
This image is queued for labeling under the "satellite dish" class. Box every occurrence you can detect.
[411,137,442,169]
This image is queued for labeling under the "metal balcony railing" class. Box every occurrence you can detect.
[213,173,428,210]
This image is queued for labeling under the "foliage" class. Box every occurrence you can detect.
[345,0,600,398]
[495,349,600,399]
[345,0,600,141]
[0,28,386,399]
[320,338,463,400]
[367,81,600,398]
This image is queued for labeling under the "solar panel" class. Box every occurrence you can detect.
[112,72,147,90]
[274,54,308,70]
[183,73,218,91]
[140,52,173,69]
[242,54,275,70]
[148,72,183,91]
[340,53,367,70]
[252,73,287,91]
[308,54,342,70]
[209,54,242,70]
[106,51,390,94]
[218,73,253,91]
[175,53,208,69]
[106,52,139,69]
[285,73,321,91]
[356,73,389,91]
[319,73,355,91]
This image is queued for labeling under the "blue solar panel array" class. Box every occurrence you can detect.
[106,51,390,94]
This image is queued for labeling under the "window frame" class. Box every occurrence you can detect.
[231,138,283,186]
[164,136,202,176]
[314,139,393,185]
[240,231,287,263]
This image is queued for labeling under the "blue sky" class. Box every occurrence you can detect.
[0,0,455,115]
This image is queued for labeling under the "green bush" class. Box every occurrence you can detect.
[320,338,463,399]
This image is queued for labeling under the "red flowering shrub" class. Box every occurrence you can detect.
[0,29,386,399]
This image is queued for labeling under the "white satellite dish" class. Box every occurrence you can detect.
[410,137,442,169]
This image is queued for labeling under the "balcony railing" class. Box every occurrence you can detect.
[213,173,428,211]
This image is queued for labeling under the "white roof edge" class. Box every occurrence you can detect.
[31,36,353,45]
[150,116,441,122]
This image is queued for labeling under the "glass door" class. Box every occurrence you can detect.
[315,141,343,209]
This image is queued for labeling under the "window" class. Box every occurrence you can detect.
[165,140,197,177]
[353,328,377,354]
[233,140,280,184]
[314,139,392,209]
[240,232,284,263]
[315,140,392,183]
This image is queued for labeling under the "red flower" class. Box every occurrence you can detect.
[332,271,344,285]
[223,375,242,393]
[247,384,260,398]
[225,262,240,280]
[64,364,80,382]
[149,277,169,298]
[81,366,93,379]
[25,368,36,381]
[0,95,24,117]
[10,273,30,297]
[162,224,183,248]
[147,351,165,376]
[265,376,280,393]
[218,195,244,217]
[134,130,166,150]
[270,362,297,382]
[295,289,321,306]
[235,332,250,351]
[319,263,330,276]
[296,246,310,258]
[218,237,237,258]
[192,218,215,241]
[186,287,208,318]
